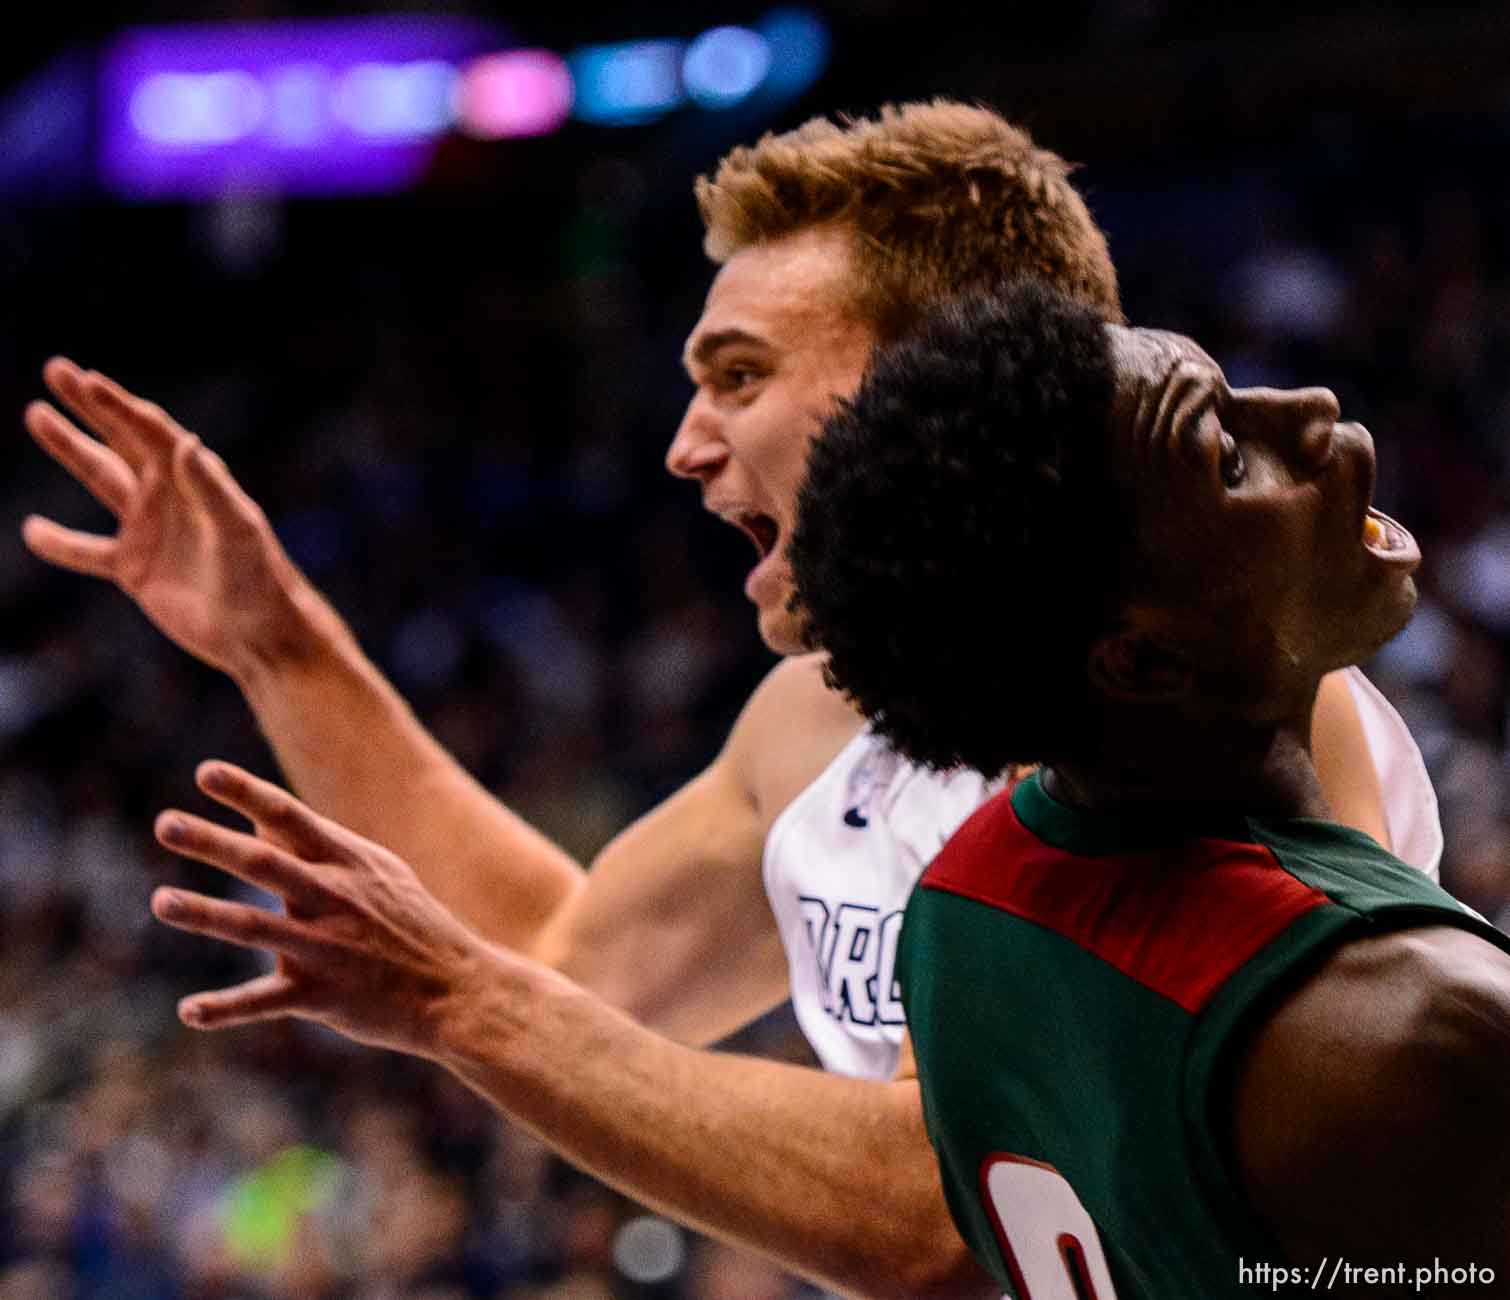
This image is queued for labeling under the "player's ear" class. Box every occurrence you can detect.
[1087,617,1192,703]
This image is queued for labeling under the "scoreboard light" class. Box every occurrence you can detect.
[93,10,830,198]
[454,51,573,140]
[100,16,505,197]
[756,8,831,99]
[682,27,771,109]
[331,60,460,139]
[568,40,684,126]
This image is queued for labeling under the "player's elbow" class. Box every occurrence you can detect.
[873,1212,998,1300]
[534,914,633,1008]
[537,914,679,1030]
[888,1249,997,1300]
[523,889,580,970]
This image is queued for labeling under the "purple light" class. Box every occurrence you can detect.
[332,60,459,139]
[454,50,573,140]
[130,72,266,146]
[99,16,504,198]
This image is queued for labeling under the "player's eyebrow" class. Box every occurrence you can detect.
[1175,375,1219,462]
[1150,360,1217,463]
[683,327,770,376]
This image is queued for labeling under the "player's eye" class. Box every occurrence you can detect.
[1219,432,1246,488]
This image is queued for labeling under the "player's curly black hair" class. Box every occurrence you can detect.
[790,280,1128,777]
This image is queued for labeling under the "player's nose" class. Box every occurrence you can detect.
[1236,385,1340,475]
[665,393,729,481]
[1281,386,1340,473]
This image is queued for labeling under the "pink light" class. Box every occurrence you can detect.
[454,50,572,139]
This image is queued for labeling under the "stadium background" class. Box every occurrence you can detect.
[3,1,1510,1296]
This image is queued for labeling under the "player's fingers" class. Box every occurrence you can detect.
[176,971,302,1031]
[20,515,117,579]
[82,369,192,451]
[151,886,325,964]
[42,358,152,471]
[42,356,105,426]
[195,761,349,863]
[155,809,321,904]
[182,440,264,535]
[57,365,192,475]
[23,401,136,516]
[168,435,254,533]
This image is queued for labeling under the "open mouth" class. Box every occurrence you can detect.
[1363,507,1409,554]
[1362,507,1420,570]
[733,512,780,560]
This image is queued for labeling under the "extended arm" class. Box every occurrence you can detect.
[1233,925,1510,1289]
[436,976,989,1300]
[24,357,836,1041]
[22,360,582,950]
[237,593,590,949]
[148,762,996,1300]
[24,352,807,1036]
[538,755,789,1044]
[23,358,801,1039]
[541,653,862,1044]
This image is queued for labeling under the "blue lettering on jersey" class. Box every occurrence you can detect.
[798,895,907,1027]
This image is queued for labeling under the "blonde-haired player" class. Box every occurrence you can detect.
[22,102,1439,1298]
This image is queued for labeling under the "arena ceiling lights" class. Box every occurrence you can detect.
[91,10,829,199]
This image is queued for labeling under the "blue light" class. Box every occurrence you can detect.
[565,10,829,126]
[0,50,92,196]
[757,7,830,100]
[682,26,770,110]
[569,40,683,126]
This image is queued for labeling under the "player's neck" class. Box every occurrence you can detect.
[1043,711,1328,822]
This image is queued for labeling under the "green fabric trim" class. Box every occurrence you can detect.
[1012,769,1254,855]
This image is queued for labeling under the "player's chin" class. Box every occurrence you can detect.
[756,592,811,656]
[1334,573,1419,668]
[1373,573,1419,649]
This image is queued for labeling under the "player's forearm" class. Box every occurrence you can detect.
[433,957,997,1300]
[234,586,584,951]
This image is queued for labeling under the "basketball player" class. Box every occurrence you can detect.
[791,282,1510,1295]
[20,105,1440,1296]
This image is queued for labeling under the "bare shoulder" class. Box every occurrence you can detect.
[725,653,866,823]
[1233,924,1510,1274]
[1239,925,1510,1114]
[739,652,858,725]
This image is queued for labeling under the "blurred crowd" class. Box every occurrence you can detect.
[2,75,1510,1300]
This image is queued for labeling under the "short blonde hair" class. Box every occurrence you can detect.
[696,100,1122,338]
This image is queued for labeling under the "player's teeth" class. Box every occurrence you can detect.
[1363,517,1384,546]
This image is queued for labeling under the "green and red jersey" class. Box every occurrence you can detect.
[898,771,1510,1299]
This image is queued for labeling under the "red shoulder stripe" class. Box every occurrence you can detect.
[920,790,1329,1014]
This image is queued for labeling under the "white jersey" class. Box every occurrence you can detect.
[763,665,1443,1081]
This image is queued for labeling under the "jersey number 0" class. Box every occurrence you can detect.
[981,1155,1121,1299]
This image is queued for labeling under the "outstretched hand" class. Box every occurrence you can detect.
[22,360,309,680]
[151,761,496,1059]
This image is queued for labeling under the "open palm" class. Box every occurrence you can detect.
[22,359,306,680]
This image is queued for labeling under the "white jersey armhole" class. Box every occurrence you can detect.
[1343,665,1443,880]
[760,725,878,939]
